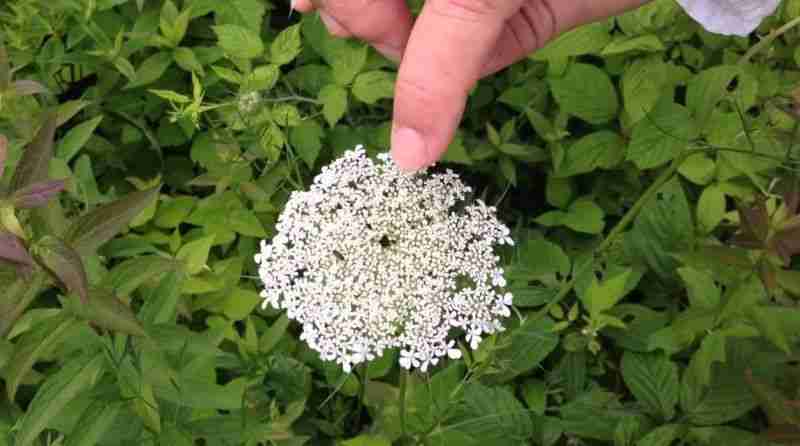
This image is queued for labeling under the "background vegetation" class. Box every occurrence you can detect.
[2,0,800,445]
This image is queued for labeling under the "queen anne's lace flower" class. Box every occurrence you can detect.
[254,147,514,373]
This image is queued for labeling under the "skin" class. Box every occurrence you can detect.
[292,0,651,171]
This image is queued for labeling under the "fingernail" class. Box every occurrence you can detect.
[374,44,402,63]
[319,11,350,38]
[391,127,429,171]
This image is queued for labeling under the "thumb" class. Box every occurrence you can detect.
[390,0,523,171]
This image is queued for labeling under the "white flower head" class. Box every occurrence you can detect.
[255,146,513,372]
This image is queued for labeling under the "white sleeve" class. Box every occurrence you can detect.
[675,0,781,36]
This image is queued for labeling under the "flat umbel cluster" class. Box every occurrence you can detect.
[254,147,514,373]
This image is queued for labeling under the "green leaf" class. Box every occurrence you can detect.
[270,24,302,65]
[213,24,264,60]
[56,115,103,162]
[229,209,266,237]
[15,353,105,446]
[4,314,79,401]
[532,22,612,60]
[637,424,686,446]
[536,198,605,234]
[682,364,756,426]
[549,63,618,125]
[696,184,726,234]
[259,314,290,354]
[64,401,122,446]
[69,287,146,336]
[621,56,670,126]
[243,64,279,92]
[154,196,196,229]
[582,269,632,317]
[621,351,679,421]
[437,383,533,444]
[139,270,183,324]
[677,267,720,309]
[103,256,177,296]
[11,111,57,193]
[173,47,205,75]
[352,70,395,104]
[176,235,215,275]
[290,120,324,168]
[486,317,559,383]
[340,435,391,446]
[555,131,625,177]
[626,97,697,169]
[625,178,693,279]
[32,236,89,302]
[126,51,174,89]
[66,186,161,256]
[717,274,766,324]
[686,65,741,134]
[318,84,348,127]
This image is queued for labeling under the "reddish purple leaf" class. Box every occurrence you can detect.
[66,186,160,256]
[737,199,769,244]
[12,179,66,209]
[0,134,6,179]
[10,111,57,193]
[32,236,89,304]
[12,80,48,97]
[0,231,34,266]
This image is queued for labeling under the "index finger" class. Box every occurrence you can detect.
[390,0,524,171]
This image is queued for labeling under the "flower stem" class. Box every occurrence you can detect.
[399,369,408,439]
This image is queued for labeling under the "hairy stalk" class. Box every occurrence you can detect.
[531,154,686,323]
[740,16,800,64]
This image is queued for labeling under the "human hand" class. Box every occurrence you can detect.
[292,0,649,171]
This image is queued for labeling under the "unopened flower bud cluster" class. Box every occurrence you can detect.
[255,146,514,373]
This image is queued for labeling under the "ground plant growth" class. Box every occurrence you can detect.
[2,0,800,445]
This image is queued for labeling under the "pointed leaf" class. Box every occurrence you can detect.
[176,235,215,275]
[68,287,146,336]
[0,231,34,266]
[64,401,123,446]
[15,352,105,446]
[621,351,679,421]
[5,314,79,401]
[11,111,57,192]
[66,186,160,256]
[32,236,89,303]
[12,179,66,209]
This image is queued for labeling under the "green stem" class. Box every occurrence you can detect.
[531,155,685,323]
[740,16,800,65]
[399,369,408,439]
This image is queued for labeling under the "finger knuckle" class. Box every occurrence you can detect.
[428,0,501,22]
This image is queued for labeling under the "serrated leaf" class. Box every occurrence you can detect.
[556,131,625,177]
[318,84,347,127]
[126,52,173,89]
[11,111,57,193]
[15,353,105,446]
[176,235,215,275]
[66,186,160,256]
[437,383,533,443]
[627,97,697,169]
[213,24,264,60]
[270,24,302,66]
[289,120,324,168]
[64,401,122,446]
[32,236,89,303]
[549,63,618,125]
[5,314,79,402]
[487,317,559,383]
[686,65,741,134]
[352,70,395,104]
[621,351,679,421]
